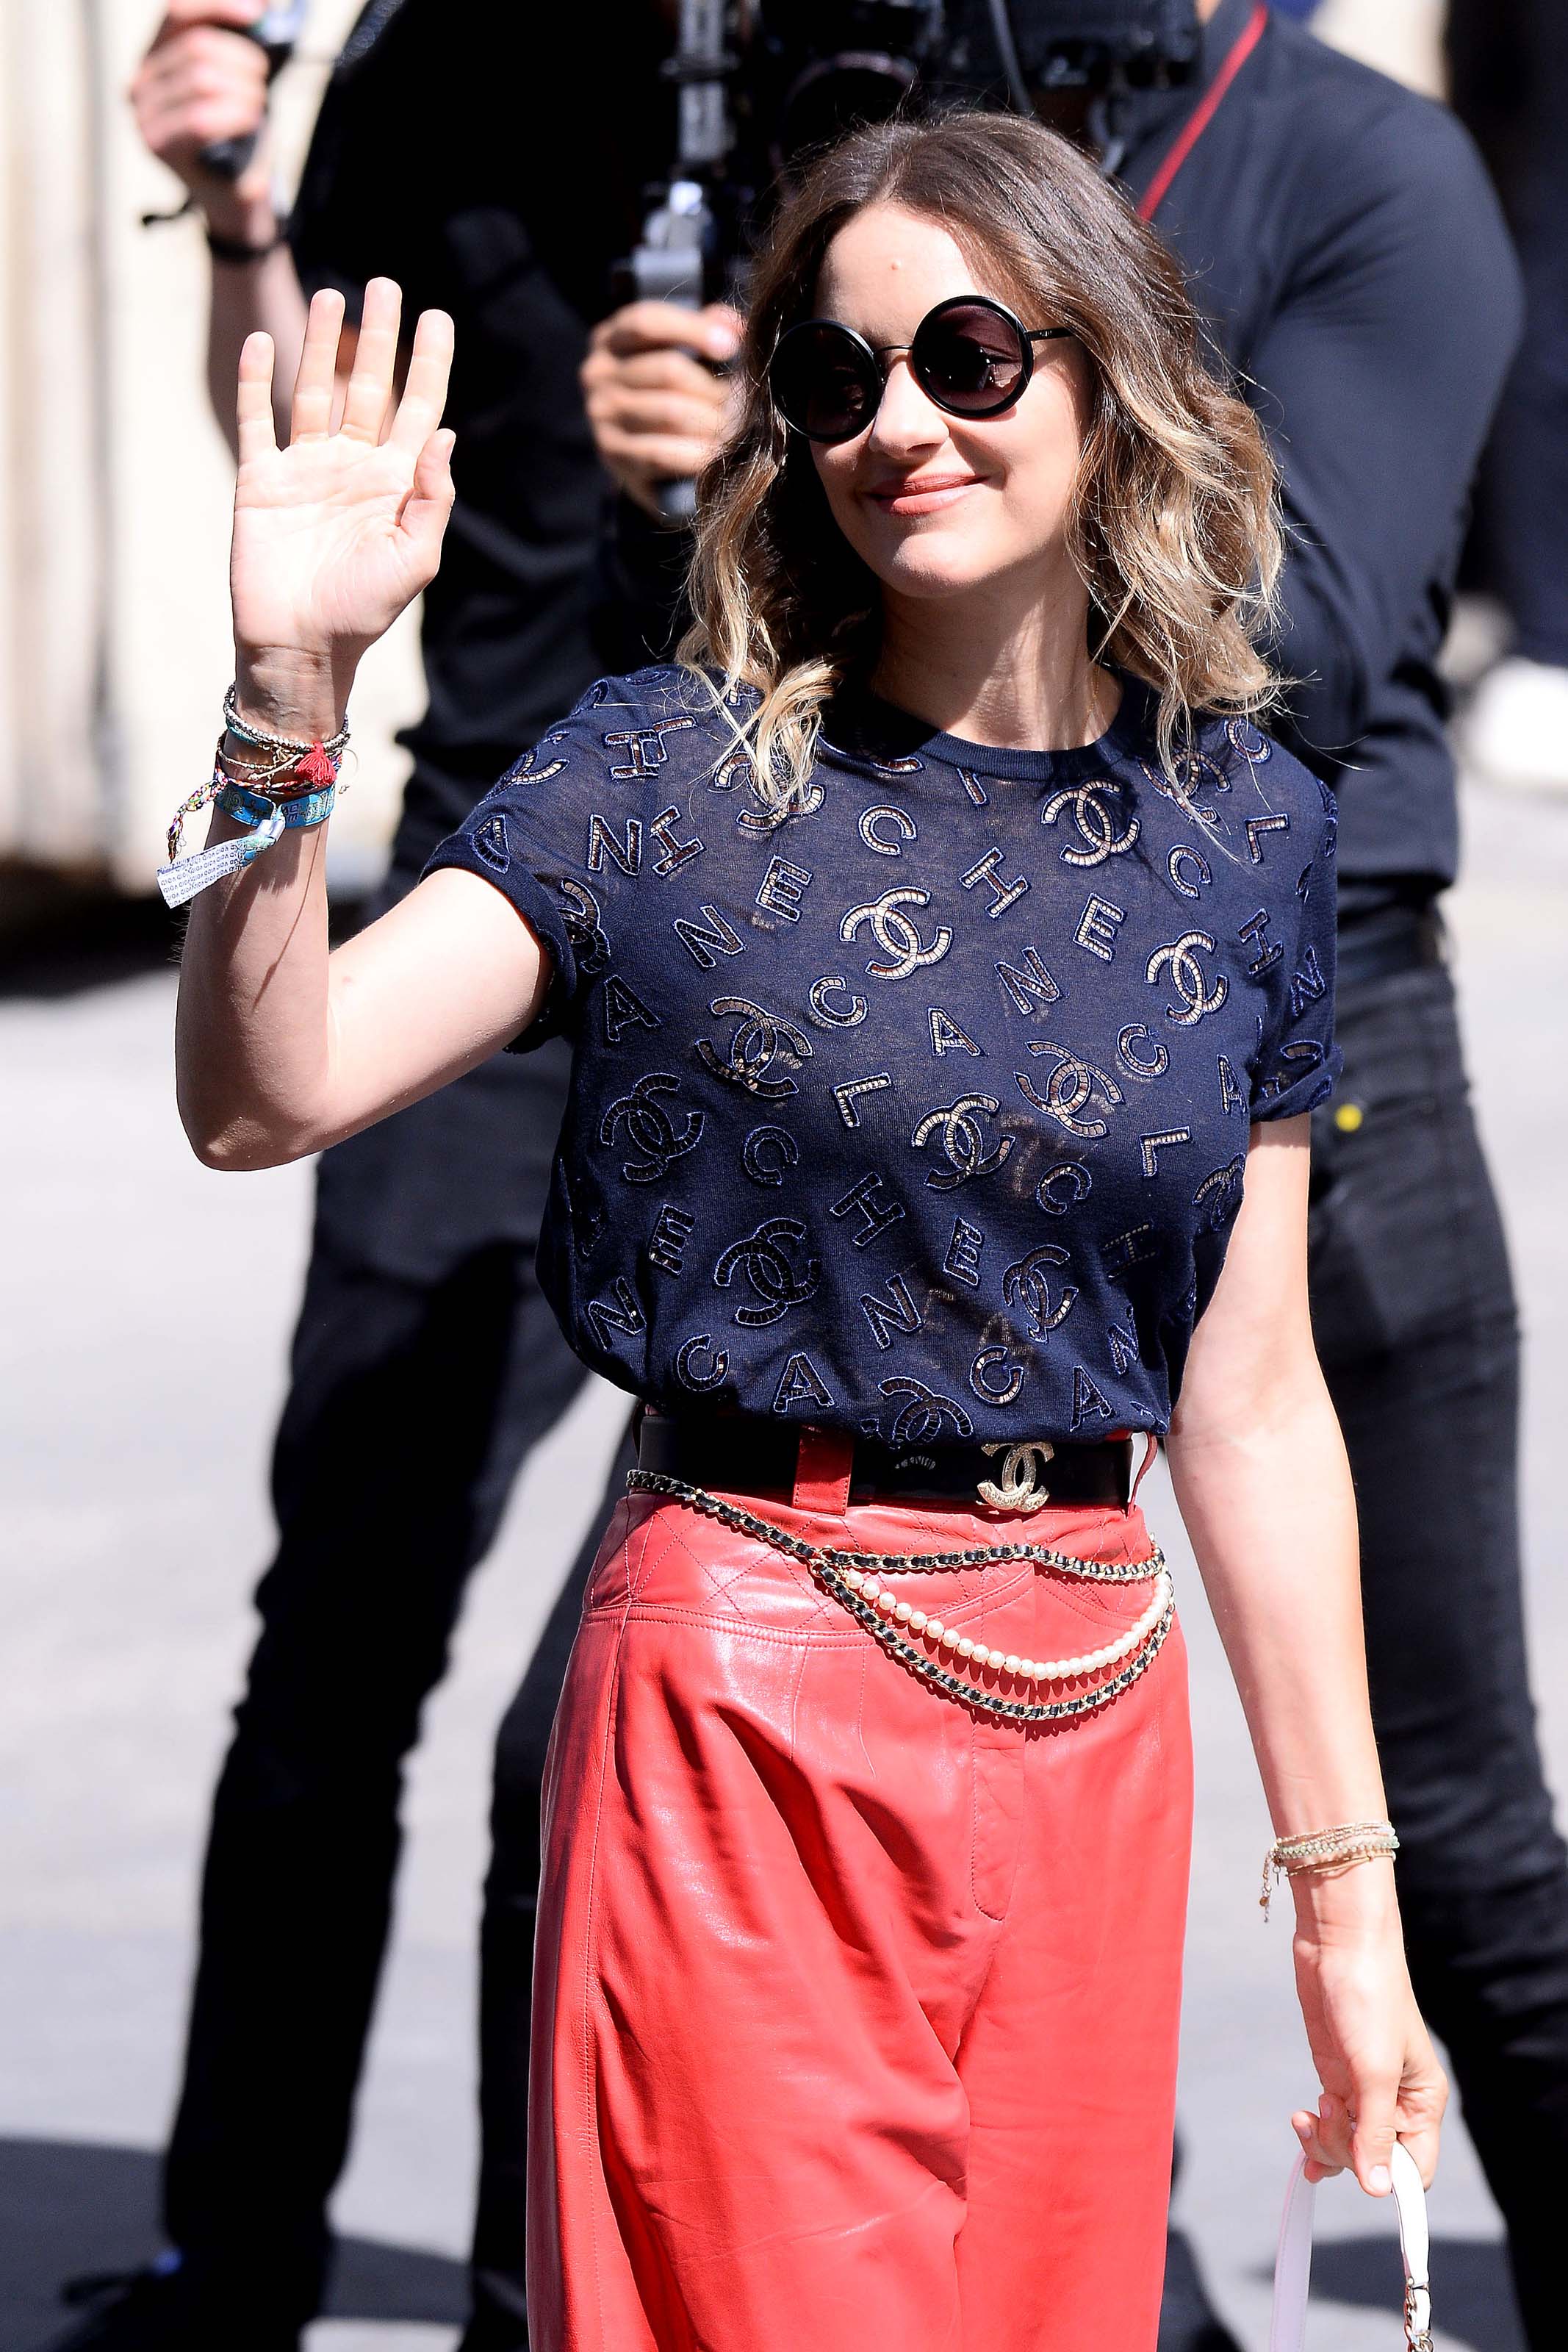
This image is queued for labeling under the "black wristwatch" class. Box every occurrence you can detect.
[205,217,290,265]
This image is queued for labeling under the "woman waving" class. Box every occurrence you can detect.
[173,111,1444,2352]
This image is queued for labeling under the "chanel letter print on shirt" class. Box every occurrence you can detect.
[426,667,1339,1442]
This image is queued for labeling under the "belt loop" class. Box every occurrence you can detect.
[793,1425,855,1517]
[1128,1432,1159,1513]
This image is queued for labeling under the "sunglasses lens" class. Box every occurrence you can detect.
[771,323,878,442]
[913,302,1029,414]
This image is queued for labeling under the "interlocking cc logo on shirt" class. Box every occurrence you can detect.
[696,998,815,1098]
[841,888,953,981]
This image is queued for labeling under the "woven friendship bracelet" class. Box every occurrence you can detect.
[157,778,337,909]
[157,689,350,907]
[212,736,334,789]
[165,774,223,867]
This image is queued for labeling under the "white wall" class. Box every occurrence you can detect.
[1314,0,1447,98]
[0,0,420,894]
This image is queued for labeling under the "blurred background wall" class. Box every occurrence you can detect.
[0,0,420,902]
[1312,0,1444,93]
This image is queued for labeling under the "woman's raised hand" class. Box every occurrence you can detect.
[230,279,454,721]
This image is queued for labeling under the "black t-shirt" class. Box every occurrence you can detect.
[289,0,672,870]
[425,667,1339,1436]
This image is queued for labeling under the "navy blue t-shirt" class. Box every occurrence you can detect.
[425,666,1339,1443]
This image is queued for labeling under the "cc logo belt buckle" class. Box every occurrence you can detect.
[976,1441,1054,1513]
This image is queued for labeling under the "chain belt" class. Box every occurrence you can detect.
[625,1469,1175,1727]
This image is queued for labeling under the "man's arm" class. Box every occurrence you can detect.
[130,0,309,451]
[1248,98,1522,764]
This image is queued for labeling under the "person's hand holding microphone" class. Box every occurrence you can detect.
[580,300,743,519]
[129,1,281,255]
[131,5,320,455]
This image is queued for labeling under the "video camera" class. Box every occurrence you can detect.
[757,1,1201,162]
[618,1,1199,513]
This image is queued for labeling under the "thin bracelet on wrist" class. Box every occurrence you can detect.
[1261,1818,1398,1920]
[157,687,351,908]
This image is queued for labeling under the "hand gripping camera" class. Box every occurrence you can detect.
[198,1,311,181]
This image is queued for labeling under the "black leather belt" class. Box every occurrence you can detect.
[1335,904,1445,992]
[637,1414,1135,1509]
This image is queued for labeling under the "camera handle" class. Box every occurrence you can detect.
[620,180,712,525]
[982,0,1035,114]
[198,2,309,183]
[616,0,735,526]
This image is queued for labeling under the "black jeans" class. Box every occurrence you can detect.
[1163,958,1568,2348]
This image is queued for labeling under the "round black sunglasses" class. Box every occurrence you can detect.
[769,295,1071,446]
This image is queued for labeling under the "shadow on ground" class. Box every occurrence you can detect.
[0,2140,464,2352]
[1251,2231,1525,2351]
[3,2138,1524,2352]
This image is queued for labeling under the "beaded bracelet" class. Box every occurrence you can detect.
[1261,1818,1399,1920]
[157,691,351,908]
[222,684,349,789]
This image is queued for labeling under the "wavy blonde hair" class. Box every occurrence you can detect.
[680,110,1281,807]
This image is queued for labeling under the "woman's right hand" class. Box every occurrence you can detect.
[230,279,455,724]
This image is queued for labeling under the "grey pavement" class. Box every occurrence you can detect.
[4,773,1567,2351]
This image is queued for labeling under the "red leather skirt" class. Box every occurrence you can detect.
[528,1431,1193,2351]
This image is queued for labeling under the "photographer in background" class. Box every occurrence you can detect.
[45,5,708,2349]
[585,7,1568,2346]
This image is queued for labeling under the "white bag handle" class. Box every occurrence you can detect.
[1270,2141,1432,2352]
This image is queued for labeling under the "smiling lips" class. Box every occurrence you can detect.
[865,472,985,516]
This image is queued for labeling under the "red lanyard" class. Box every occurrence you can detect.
[1137,1,1269,220]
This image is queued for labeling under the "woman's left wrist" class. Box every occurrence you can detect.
[231,646,356,740]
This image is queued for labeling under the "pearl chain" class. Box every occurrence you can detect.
[625,1469,1176,1724]
[837,1563,1174,1685]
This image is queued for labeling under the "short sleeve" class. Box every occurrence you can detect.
[421,682,626,1048]
[1248,778,1342,1122]
[420,671,700,1052]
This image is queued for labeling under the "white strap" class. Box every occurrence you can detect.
[157,803,285,908]
[1270,2142,1431,2352]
